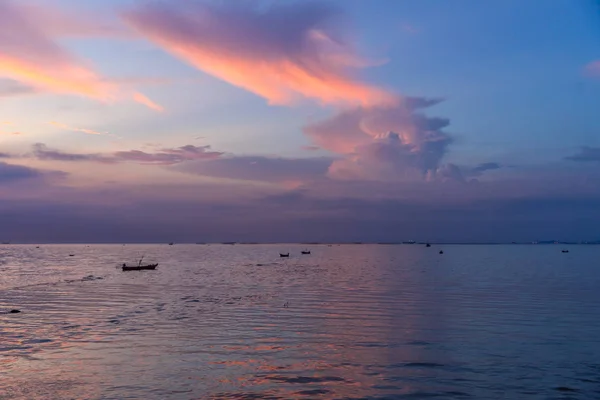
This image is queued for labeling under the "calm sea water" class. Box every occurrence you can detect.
[1,244,599,399]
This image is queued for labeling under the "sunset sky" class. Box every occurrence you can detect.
[1,0,599,243]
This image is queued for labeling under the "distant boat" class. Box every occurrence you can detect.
[439,250,444,254]
[301,250,311,255]
[168,242,174,246]
[280,253,290,258]
[403,240,416,244]
[122,263,158,271]
[425,243,431,247]
[562,250,569,253]
[1,241,9,245]
[69,254,75,257]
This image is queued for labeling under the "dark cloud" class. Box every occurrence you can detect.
[565,146,600,162]
[0,161,42,183]
[32,143,223,165]
[451,162,502,180]
[471,162,501,174]
[33,143,115,163]
[0,158,599,243]
[436,163,465,182]
[1,185,600,243]
[404,97,445,110]
[177,155,332,183]
[114,145,223,165]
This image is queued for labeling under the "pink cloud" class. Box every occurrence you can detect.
[0,1,161,110]
[585,60,600,77]
[123,1,396,107]
[133,92,165,112]
[304,98,453,181]
[49,121,106,136]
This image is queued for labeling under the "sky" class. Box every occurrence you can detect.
[1,0,600,243]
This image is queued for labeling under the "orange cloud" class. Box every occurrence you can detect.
[133,92,165,112]
[0,1,161,111]
[0,56,116,101]
[49,121,105,136]
[124,1,397,107]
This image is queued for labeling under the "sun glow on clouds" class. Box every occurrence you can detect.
[123,1,396,107]
[133,92,165,112]
[0,0,161,110]
[49,121,106,136]
[121,1,463,184]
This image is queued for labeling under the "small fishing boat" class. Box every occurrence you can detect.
[168,242,174,246]
[122,256,158,271]
[439,250,444,254]
[561,250,569,253]
[122,263,158,271]
[301,250,311,255]
[425,243,431,247]
[280,253,290,258]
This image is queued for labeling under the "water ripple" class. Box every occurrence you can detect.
[1,244,599,399]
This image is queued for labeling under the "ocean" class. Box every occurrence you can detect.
[1,244,599,399]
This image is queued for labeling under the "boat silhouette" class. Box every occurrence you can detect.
[122,263,158,271]
[122,256,158,271]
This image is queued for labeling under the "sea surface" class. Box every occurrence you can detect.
[1,244,599,399]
